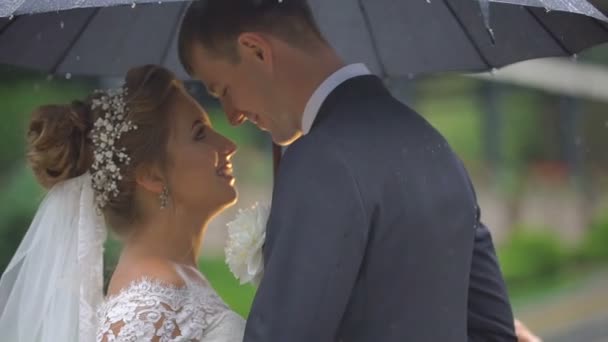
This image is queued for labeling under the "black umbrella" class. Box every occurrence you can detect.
[0,2,190,78]
[1,0,608,79]
[485,0,607,22]
[1,0,607,176]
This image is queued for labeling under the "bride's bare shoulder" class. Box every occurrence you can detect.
[106,257,186,297]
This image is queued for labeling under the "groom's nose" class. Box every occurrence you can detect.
[229,113,247,126]
[225,109,246,126]
[219,99,245,126]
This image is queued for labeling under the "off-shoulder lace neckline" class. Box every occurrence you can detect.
[102,275,212,305]
[96,273,237,342]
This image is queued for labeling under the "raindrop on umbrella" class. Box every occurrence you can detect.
[570,53,579,62]
[131,3,136,9]
[488,0,608,22]
[65,73,72,80]
[76,55,81,61]
[478,0,496,44]
[8,15,14,20]
[60,21,64,29]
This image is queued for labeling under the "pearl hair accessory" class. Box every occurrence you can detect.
[89,87,138,209]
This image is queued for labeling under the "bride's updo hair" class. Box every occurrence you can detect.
[27,101,93,189]
[27,65,183,232]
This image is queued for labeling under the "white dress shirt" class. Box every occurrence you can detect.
[301,63,371,135]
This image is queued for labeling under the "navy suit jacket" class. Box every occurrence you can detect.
[243,75,516,341]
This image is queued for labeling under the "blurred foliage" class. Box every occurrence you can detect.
[498,215,608,300]
[577,216,608,263]
[500,89,544,167]
[1,62,608,315]
[0,163,45,272]
[498,228,568,286]
[102,236,123,295]
[416,75,481,163]
[0,76,93,174]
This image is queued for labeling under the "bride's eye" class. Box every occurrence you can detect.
[195,126,207,141]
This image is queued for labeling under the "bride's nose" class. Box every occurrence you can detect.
[219,135,237,159]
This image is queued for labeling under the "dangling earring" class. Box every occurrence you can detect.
[159,186,169,209]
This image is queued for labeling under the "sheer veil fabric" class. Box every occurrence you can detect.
[0,174,107,341]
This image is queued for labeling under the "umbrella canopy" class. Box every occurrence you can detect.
[0,0,184,17]
[0,2,190,78]
[486,0,608,21]
[1,0,607,79]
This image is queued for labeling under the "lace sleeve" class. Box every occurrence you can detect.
[96,280,189,342]
[202,311,246,342]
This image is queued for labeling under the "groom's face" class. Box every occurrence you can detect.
[187,40,298,145]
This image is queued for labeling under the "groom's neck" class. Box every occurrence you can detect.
[281,46,345,129]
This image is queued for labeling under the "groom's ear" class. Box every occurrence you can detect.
[237,33,273,70]
[135,163,165,195]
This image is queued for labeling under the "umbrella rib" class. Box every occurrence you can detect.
[160,2,188,67]
[524,7,572,55]
[441,0,492,70]
[357,0,387,77]
[50,8,100,74]
[0,16,20,36]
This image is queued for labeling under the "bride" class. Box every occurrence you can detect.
[0,65,246,341]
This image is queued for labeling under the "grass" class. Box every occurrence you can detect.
[199,258,257,318]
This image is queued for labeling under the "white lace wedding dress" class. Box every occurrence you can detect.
[96,265,245,342]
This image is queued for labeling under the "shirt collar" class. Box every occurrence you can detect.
[301,63,371,135]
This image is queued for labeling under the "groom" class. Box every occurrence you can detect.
[178,0,516,340]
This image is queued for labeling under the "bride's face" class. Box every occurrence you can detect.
[165,88,238,215]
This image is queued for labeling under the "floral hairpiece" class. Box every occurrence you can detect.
[89,87,138,209]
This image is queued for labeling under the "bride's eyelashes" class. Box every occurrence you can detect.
[195,126,207,141]
[192,122,207,141]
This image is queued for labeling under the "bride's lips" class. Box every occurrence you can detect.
[217,161,235,185]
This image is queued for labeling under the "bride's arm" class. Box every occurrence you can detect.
[202,311,246,342]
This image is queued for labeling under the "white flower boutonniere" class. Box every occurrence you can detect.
[225,202,270,286]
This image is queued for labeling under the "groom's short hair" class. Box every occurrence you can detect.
[178,0,325,72]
